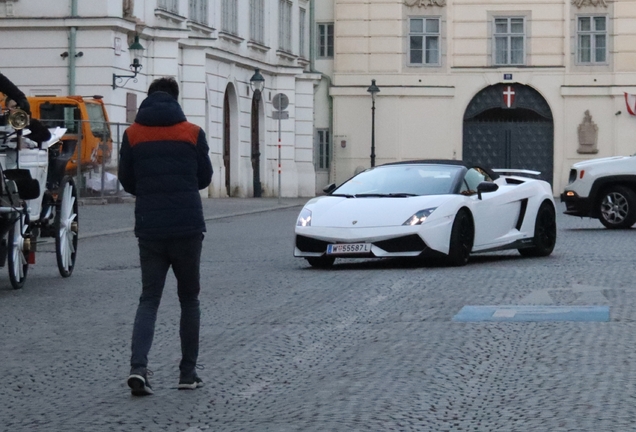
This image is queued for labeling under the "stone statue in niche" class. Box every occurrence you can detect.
[404,0,447,7]
[571,0,608,8]
[123,0,134,18]
[577,110,599,154]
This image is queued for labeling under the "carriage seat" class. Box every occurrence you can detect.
[3,169,40,201]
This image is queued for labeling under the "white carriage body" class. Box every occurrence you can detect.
[0,115,76,288]
[0,148,48,222]
[0,127,65,223]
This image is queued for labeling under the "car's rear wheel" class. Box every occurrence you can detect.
[447,209,473,266]
[598,185,636,229]
[306,256,335,268]
[519,201,556,257]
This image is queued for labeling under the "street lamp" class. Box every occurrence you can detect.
[112,34,145,89]
[367,79,380,167]
[249,68,266,198]
[249,68,265,101]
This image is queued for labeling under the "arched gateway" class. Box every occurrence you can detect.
[463,84,554,185]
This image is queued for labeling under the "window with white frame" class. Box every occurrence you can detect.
[222,0,238,34]
[250,0,265,43]
[157,0,179,14]
[409,17,440,65]
[299,8,307,58]
[317,23,334,58]
[279,0,292,53]
[577,16,607,64]
[316,129,330,170]
[189,0,208,25]
[493,17,525,65]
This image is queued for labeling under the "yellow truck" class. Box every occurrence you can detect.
[26,95,112,174]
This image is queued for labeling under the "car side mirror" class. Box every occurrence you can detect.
[323,183,336,194]
[477,181,498,200]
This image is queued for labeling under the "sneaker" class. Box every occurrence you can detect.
[127,369,154,396]
[178,374,204,390]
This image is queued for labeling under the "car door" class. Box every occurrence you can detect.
[461,168,523,249]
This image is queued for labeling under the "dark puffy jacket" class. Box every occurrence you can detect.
[118,91,213,240]
[0,72,30,114]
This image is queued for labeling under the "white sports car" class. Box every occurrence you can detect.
[294,160,556,267]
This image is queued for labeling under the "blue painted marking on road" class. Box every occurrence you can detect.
[452,305,609,322]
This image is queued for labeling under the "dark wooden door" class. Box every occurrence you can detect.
[463,84,554,185]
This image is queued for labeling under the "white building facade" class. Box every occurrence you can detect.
[313,0,636,195]
[0,0,320,198]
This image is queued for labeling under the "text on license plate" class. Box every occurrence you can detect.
[327,243,372,254]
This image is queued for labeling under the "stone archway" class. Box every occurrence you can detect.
[463,83,554,185]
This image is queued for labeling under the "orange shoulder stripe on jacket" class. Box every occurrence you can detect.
[126,122,200,147]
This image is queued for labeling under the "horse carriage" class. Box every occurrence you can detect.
[0,106,78,289]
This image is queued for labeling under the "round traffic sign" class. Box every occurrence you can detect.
[272,93,289,111]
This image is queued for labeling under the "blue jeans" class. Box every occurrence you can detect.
[130,234,203,377]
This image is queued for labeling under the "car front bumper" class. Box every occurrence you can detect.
[561,191,593,217]
[294,218,453,259]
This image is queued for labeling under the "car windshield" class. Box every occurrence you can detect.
[333,164,463,197]
[38,103,80,134]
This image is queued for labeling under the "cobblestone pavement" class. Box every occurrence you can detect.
[77,197,309,237]
[1,199,636,431]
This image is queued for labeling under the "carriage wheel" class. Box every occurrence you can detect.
[55,176,78,277]
[8,213,29,290]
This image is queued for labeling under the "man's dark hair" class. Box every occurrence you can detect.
[148,77,179,100]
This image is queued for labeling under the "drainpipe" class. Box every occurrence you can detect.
[309,0,336,185]
[69,0,78,95]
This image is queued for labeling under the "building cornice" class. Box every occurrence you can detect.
[0,16,136,30]
[571,0,608,8]
[329,85,455,97]
[142,26,191,40]
[276,50,297,62]
[218,31,244,45]
[451,66,566,70]
[204,47,304,77]
[186,20,216,38]
[247,40,271,54]
[153,8,187,24]
[404,0,447,7]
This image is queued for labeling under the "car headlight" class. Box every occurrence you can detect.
[297,208,312,227]
[403,208,437,226]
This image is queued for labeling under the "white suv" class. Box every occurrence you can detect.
[561,155,636,229]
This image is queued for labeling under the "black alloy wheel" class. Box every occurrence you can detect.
[519,201,556,257]
[447,209,474,267]
[598,185,636,229]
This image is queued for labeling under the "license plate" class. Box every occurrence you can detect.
[327,243,372,255]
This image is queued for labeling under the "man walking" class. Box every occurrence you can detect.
[118,77,213,396]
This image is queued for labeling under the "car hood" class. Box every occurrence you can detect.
[304,195,455,227]
[572,155,636,169]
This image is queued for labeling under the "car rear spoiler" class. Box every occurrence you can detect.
[492,169,541,176]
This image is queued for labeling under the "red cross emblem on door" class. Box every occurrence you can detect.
[503,86,515,108]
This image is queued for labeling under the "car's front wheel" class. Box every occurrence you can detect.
[519,201,556,257]
[598,186,636,229]
[306,256,335,268]
[447,209,473,266]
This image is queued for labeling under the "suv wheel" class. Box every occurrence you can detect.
[598,185,636,229]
